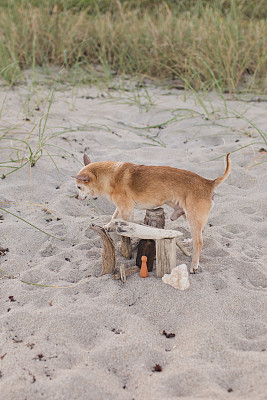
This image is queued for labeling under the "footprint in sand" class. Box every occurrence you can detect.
[232,321,267,352]
[211,275,228,291]
[39,243,58,257]
[241,207,256,215]
[225,224,245,235]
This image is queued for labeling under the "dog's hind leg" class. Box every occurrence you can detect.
[186,200,212,273]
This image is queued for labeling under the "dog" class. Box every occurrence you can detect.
[73,153,231,273]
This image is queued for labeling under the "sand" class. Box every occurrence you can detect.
[0,78,266,400]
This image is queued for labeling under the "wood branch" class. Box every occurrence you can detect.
[114,219,182,240]
[156,238,177,277]
[120,235,133,259]
[176,238,191,257]
[90,224,116,276]
[112,266,140,280]
[120,264,126,283]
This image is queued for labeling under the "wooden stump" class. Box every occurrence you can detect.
[144,208,165,228]
[136,239,155,272]
[120,236,133,259]
[156,238,176,277]
[136,208,165,271]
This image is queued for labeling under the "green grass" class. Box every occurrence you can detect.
[0,0,266,92]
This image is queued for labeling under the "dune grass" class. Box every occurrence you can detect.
[0,0,266,92]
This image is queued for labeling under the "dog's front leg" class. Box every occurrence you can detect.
[104,208,120,231]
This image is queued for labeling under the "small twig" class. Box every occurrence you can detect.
[112,266,140,280]
[120,264,126,283]
[176,238,191,257]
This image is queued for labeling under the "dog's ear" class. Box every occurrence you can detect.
[71,175,90,182]
[83,154,91,166]
[71,172,95,182]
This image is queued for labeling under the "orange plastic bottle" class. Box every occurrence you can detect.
[140,256,148,278]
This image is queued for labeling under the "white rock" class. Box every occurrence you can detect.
[162,264,190,290]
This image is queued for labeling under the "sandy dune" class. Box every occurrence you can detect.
[0,81,266,399]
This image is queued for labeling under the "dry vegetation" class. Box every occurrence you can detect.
[0,0,266,92]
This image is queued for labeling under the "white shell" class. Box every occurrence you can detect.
[162,264,190,290]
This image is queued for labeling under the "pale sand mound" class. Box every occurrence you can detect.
[0,82,266,400]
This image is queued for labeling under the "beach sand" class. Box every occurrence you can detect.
[0,80,266,399]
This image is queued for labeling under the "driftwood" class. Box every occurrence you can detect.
[136,208,165,271]
[136,239,156,272]
[89,224,116,276]
[156,238,176,277]
[112,266,140,280]
[144,208,165,228]
[119,264,127,283]
[114,219,182,240]
[176,238,191,257]
[120,236,133,259]
[114,219,183,278]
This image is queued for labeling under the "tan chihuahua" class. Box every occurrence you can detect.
[73,153,231,273]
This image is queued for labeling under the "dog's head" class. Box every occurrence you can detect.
[72,154,98,200]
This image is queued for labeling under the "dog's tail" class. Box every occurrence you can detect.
[212,153,231,189]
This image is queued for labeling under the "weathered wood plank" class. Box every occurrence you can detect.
[114,219,182,240]
[156,238,177,277]
[120,235,133,259]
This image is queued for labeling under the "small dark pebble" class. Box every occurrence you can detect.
[46,219,52,222]
[162,330,175,339]
[1,175,6,179]
[24,118,30,121]
[153,364,162,372]
[0,215,4,220]
[12,336,23,343]
[259,148,267,153]
[226,243,230,247]
[35,106,40,111]
[65,258,71,262]
[56,217,61,221]
[8,296,15,302]
[0,247,9,256]
[111,328,122,334]
[0,371,2,378]
[235,139,239,142]
[7,308,11,312]
[56,186,60,189]
[227,388,233,393]
[35,353,45,361]
[209,223,213,227]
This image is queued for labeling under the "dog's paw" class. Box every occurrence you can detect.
[190,265,199,274]
[103,223,115,232]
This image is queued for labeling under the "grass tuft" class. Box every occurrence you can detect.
[0,1,266,92]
